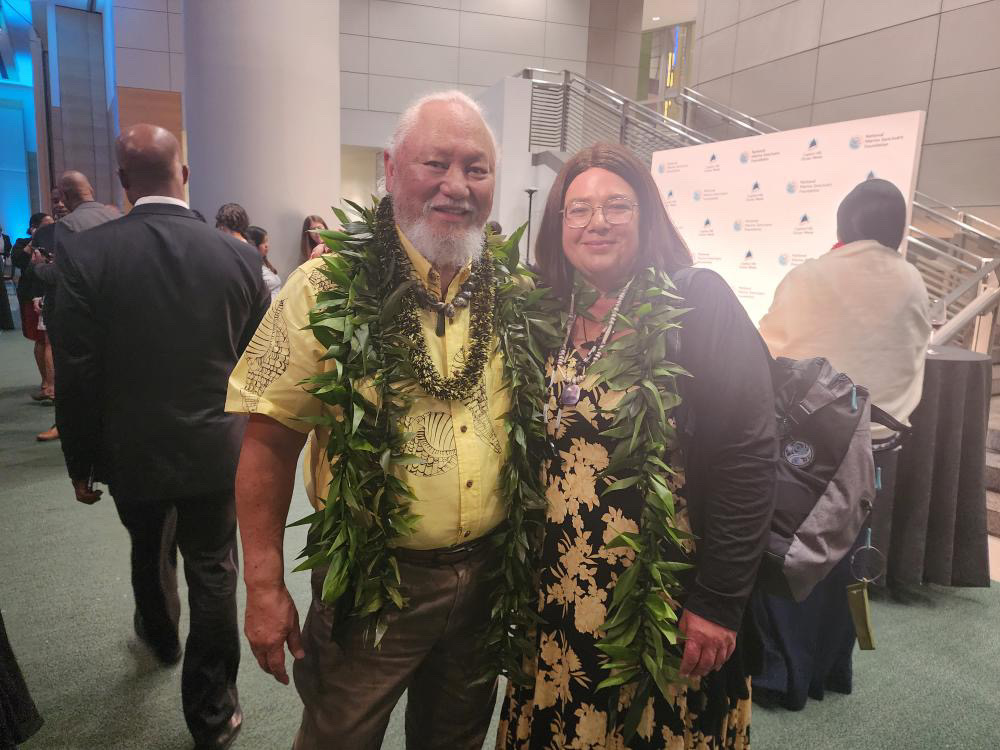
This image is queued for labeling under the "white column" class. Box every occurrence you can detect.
[184,0,341,278]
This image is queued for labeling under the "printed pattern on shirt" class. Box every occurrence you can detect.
[242,300,291,411]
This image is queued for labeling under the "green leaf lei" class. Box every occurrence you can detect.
[580,269,694,740]
[292,195,561,684]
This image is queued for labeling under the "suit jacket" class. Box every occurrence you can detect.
[33,202,122,330]
[54,202,271,500]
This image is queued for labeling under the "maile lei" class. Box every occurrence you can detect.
[291,195,561,683]
[573,270,694,739]
[291,195,692,717]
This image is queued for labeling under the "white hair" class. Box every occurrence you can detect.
[387,90,499,160]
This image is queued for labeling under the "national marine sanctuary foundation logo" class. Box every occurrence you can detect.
[693,190,701,201]
[740,151,750,164]
[849,136,861,150]
[786,181,797,194]
[733,220,742,232]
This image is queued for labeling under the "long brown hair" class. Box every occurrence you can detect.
[299,214,328,263]
[535,142,692,301]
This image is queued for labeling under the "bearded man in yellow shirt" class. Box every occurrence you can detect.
[227,91,513,749]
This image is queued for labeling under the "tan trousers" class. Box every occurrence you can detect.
[292,544,499,750]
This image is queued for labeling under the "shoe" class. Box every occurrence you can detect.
[36,425,59,442]
[133,611,182,665]
[30,390,47,401]
[193,708,243,750]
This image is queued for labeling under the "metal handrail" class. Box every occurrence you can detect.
[907,227,988,267]
[915,191,1000,236]
[913,201,1000,250]
[676,87,778,135]
[931,287,1000,346]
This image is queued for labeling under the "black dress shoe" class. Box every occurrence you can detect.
[193,708,243,750]
[133,611,182,665]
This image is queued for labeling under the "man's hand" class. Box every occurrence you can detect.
[30,249,47,265]
[679,610,737,678]
[245,583,305,685]
[72,478,103,505]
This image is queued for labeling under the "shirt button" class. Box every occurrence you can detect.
[466,480,473,488]
[460,425,468,433]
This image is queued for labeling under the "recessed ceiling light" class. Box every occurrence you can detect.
[652,16,661,21]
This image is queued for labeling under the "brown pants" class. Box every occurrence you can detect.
[292,545,499,750]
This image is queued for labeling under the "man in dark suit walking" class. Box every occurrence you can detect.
[53,124,270,750]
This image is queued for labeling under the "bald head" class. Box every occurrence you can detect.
[58,171,95,211]
[115,124,188,204]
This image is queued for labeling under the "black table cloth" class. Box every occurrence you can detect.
[886,345,992,588]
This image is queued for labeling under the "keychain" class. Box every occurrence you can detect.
[847,526,885,650]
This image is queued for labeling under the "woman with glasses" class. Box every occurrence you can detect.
[498,143,776,749]
[299,214,329,263]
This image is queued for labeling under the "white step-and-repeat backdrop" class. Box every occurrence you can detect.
[651,111,926,323]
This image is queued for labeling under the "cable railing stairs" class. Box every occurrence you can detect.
[519,68,1000,360]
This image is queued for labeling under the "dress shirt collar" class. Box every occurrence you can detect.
[134,195,190,209]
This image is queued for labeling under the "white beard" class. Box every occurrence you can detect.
[395,200,484,270]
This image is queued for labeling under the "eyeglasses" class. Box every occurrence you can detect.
[561,199,638,228]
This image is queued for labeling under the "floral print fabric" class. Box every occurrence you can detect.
[497,362,752,749]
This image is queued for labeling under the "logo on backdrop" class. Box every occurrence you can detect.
[698,218,714,237]
[710,153,717,162]
[657,163,665,174]
[693,190,701,201]
[744,250,753,259]
[740,249,757,270]
[801,137,823,161]
[778,254,789,266]
[849,136,861,150]
[867,170,877,180]
[747,181,764,202]
[740,152,750,164]
[786,181,797,194]
[793,213,814,236]
[733,220,743,232]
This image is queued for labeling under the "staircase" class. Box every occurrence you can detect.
[520,68,1000,380]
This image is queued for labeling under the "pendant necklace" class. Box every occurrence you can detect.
[413,275,476,336]
[546,278,634,428]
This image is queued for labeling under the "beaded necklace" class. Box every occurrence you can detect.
[548,277,634,427]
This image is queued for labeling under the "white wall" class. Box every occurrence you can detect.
[112,0,183,93]
[691,0,1000,224]
[340,0,596,149]
[341,145,380,209]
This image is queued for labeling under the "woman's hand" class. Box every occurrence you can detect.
[679,610,737,678]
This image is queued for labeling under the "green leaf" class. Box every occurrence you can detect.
[603,475,641,494]
[595,667,641,690]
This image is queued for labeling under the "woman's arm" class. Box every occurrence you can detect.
[676,269,777,632]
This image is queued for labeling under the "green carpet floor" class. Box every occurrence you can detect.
[1,328,998,749]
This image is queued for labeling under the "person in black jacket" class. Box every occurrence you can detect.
[53,123,270,750]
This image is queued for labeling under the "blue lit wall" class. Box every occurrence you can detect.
[0,0,35,242]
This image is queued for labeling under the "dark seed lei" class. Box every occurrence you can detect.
[374,197,496,402]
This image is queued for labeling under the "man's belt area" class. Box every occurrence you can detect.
[392,525,503,566]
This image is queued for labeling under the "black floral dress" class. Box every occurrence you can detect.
[497,356,752,750]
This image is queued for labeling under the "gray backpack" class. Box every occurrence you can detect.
[672,268,906,601]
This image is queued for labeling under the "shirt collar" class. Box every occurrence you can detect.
[134,196,190,209]
[396,225,472,299]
